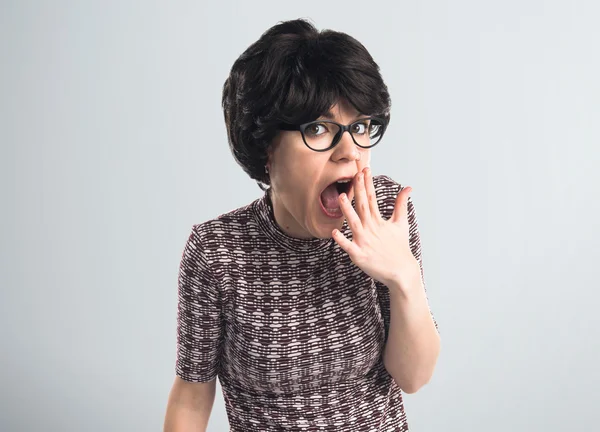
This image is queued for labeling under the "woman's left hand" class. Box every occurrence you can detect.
[332,167,422,293]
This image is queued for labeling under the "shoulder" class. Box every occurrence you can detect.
[373,174,402,194]
[372,174,405,220]
[188,198,259,254]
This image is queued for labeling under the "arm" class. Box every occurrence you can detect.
[164,377,216,432]
[377,184,440,393]
[383,278,440,393]
[164,225,224,430]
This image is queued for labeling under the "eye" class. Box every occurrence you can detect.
[351,121,369,135]
[305,123,328,137]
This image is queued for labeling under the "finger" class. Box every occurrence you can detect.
[364,167,381,220]
[339,192,363,234]
[391,185,412,224]
[352,170,371,226]
[332,228,360,256]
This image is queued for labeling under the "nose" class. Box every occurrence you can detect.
[331,130,360,162]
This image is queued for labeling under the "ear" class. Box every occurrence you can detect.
[266,141,277,162]
[265,148,273,172]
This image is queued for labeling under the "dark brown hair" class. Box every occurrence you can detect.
[222,18,392,190]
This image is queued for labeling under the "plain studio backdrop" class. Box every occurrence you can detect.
[1,1,598,431]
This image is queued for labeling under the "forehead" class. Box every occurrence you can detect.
[318,100,362,120]
[321,98,361,119]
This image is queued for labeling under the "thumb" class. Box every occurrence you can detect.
[391,186,412,223]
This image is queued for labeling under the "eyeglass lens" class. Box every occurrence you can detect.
[302,119,384,151]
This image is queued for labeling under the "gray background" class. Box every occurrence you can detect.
[2,1,598,431]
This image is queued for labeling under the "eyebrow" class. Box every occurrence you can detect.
[319,110,365,121]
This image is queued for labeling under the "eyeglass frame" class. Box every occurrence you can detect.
[278,116,388,152]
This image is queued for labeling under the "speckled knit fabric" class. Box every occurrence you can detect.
[175,174,438,431]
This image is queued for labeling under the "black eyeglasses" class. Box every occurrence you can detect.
[278,116,388,152]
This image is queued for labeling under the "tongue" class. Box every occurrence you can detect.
[320,183,340,209]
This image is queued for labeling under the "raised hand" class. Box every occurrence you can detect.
[332,167,422,293]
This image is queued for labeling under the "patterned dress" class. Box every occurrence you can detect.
[175,174,438,431]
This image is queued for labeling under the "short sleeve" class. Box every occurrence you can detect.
[373,175,439,341]
[175,225,224,382]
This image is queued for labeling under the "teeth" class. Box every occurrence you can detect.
[337,179,351,183]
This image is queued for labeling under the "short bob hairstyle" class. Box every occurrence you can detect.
[221,18,392,191]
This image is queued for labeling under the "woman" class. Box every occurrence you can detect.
[164,18,440,432]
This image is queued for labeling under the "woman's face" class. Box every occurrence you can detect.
[267,99,372,239]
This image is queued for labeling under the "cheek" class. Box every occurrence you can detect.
[361,151,371,167]
[280,159,322,188]
[277,167,317,203]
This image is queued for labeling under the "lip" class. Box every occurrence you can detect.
[334,175,355,182]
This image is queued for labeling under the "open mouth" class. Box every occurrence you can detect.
[334,179,352,196]
[319,178,354,217]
